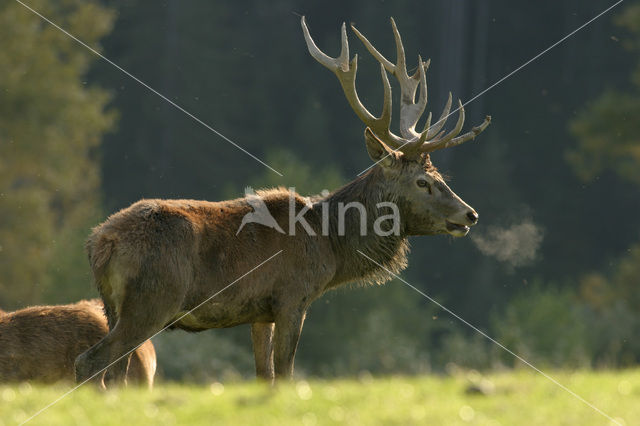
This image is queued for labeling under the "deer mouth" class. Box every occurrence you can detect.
[446,221,470,237]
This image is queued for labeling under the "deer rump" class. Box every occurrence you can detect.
[0,299,155,387]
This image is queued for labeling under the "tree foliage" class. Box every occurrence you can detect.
[0,0,115,308]
[564,3,640,367]
[569,4,640,185]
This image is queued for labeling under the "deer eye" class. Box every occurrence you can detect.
[416,179,432,193]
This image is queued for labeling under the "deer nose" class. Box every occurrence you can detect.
[466,210,479,225]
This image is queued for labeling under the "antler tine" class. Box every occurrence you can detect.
[432,115,492,151]
[377,62,393,137]
[390,18,408,83]
[352,19,425,141]
[425,92,452,138]
[423,111,432,134]
[301,17,349,72]
[422,100,465,151]
[405,57,428,135]
[395,60,430,155]
[421,106,491,154]
[302,16,404,149]
[350,24,394,73]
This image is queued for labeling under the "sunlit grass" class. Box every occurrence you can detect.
[0,369,637,425]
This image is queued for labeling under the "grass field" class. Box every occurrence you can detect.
[0,369,638,425]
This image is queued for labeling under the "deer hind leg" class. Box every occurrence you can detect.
[76,271,185,387]
[251,322,275,381]
[75,271,123,388]
[74,336,110,389]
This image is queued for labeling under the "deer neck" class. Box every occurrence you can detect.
[315,168,409,288]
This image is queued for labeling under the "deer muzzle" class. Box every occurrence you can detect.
[445,209,478,237]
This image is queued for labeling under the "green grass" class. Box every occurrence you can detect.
[1,369,638,425]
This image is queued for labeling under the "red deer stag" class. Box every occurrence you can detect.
[0,299,155,388]
[75,17,490,384]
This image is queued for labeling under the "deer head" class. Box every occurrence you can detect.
[302,17,491,237]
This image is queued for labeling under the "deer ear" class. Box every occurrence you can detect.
[364,128,395,167]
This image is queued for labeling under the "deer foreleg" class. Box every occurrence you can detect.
[273,308,306,379]
[251,322,275,381]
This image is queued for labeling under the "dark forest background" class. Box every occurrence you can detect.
[1,0,640,380]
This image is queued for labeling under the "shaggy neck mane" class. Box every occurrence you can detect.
[313,167,409,288]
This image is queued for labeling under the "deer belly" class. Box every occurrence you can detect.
[171,299,273,330]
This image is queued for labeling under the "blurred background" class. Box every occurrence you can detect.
[1,0,639,381]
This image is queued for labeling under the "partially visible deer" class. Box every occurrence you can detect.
[76,17,490,384]
[0,299,155,388]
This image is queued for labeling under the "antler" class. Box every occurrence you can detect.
[301,16,491,156]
